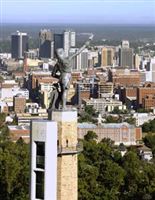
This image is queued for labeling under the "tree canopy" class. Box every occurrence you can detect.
[79,132,155,200]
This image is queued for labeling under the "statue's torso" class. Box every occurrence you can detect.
[59,57,72,73]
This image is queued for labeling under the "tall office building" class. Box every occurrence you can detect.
[11,31,28,59]
[39,29,54,59]
[70,31,76,47]
[121,40,130,48]
[69,48,78,70]
[119,41,133,68]
[134,54,140,69]
[54,33,64,52]
[81,49,89,70]
[63,30,76,57]
[150,59,155,82]
[54,30,76,57]
[75,49,89,71]
[101,47,114,66]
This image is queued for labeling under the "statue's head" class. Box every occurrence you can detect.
[56,48,66,60]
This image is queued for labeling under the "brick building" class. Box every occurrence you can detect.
[109,69,140,87]
[117,86,137,109]
[78,122,142,146]
[13,95,26,113]
[142,95,155,110]
[137,82,155,108]
[8,125,30,143]
[28,71,52,90]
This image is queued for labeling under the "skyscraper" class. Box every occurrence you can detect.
[121,40,130,48]
[39,29,54,59]
[101,47,114,66]
[63,30,76,57]
[54,30,76,57]
[119,41,133,68]
[54,33,64,52]
[80,49,89,70]
[11,31,28,59]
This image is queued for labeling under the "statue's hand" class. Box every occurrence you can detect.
[89,34,94,41]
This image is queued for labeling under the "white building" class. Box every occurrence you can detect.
[0,86,29,100]
[150,59,155,82]
[133,113,155,126]
[82,98,126,114]
[30,120,57,200]
[63,30,76,57]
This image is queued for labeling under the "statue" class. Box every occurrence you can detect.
[50,34,94,110]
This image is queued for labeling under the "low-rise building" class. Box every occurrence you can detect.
[133,113,155,126]
[8,125,30,143]
[142,95,155,110]
[13,95,26,113]
[109,69,140,87]
[138,145,153,161]
[78,122,142,146]
[82,98,126,114]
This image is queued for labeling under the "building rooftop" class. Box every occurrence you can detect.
[78,122,134,129]
[8,125,30,131]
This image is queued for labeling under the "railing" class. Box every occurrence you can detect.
[57,142,83,155]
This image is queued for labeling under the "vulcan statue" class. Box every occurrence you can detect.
[50,34,94,110]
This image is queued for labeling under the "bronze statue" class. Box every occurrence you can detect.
[51,34,94,110]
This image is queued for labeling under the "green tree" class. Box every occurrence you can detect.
[0,138,29,200]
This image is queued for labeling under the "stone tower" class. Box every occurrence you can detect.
[51,110,80,200]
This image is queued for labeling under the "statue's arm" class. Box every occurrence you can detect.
[69,34,94,60]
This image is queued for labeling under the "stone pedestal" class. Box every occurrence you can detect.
[50,110,78,200]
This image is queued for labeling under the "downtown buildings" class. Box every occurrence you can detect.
[11,31,28,59]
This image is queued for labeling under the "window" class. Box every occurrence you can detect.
[36,142,45,169]
[35,171,44,199]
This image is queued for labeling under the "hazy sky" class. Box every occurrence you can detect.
[1,0,155,24]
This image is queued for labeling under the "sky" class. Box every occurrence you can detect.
[0,0,155,24]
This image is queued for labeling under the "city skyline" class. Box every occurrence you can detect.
[1,0,155,25]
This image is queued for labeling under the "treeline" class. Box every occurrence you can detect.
[142,119,155,133]
[0,113,29,200]
[79,131,155,200]
[1,128,155,199]
[0,138,29,200]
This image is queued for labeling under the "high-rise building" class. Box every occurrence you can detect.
[134,54,140,69]
[54,30,76,57]
[11,31,28,59]
[70,31,76,47]
[119,48,133,68]
[80,49,89,70]
[150,59,155,82]
[121,40,130,48]
[39,29,54,59]
[54,33,64,52]
[63,30,76,57]
[119,40,133,68]
[101,47,114,66]
[69,48,88,71]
